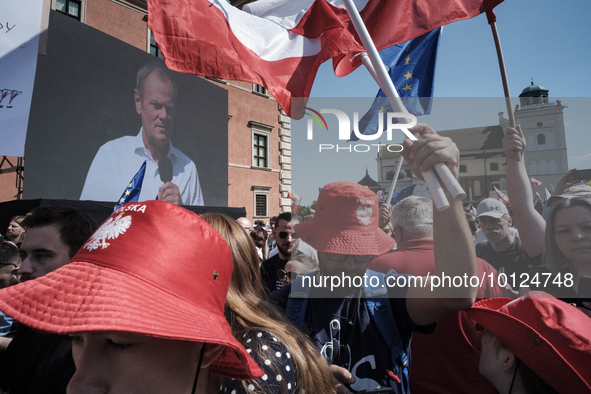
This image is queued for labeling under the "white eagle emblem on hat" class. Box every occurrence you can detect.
[356,205,372,226]
[84,212,132,251]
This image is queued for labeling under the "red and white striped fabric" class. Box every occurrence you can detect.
[148,0,504,117]
[530,177,542,186]
[494,186,509,205]
[148,0,361,118]
[245,0,504,76]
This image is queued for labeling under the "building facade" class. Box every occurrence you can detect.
[376,83,568,204]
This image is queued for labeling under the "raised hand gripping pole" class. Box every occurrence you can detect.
[342,0,465,210]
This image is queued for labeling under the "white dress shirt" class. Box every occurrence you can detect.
[80,129,203,205]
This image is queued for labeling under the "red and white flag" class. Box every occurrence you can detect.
[148,0,361,118]
[288,188,302,214]
[493,186,509,205]
[148,0,504,117]
[530,177,542,186]
[535,192,542,202]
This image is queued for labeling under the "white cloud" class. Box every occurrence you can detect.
[572,153,591,162]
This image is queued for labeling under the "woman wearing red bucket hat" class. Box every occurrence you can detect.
[467,292,591,394]
[0,201,264,393]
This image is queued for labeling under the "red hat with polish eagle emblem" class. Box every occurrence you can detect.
[294,181,395,255]
[0,200,264,381]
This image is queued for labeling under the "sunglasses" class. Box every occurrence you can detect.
[277,231,299,240]
[326,253,374,263]
[277,269,301,281]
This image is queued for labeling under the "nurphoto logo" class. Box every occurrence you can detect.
[304,107,417,153]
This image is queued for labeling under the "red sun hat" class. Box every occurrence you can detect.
[466,291,591,393]
[294,182,395,255]
[0,201,263,381]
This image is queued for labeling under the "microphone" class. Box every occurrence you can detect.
[158,156,173,183]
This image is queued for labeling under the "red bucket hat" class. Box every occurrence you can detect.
[0,201,263,381]
[466,292,591,393]
[294,182,395,255]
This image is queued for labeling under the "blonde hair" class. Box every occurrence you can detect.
[200,213,335,394]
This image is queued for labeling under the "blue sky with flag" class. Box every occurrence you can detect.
[291,0,591,205]
[351,27,441,141]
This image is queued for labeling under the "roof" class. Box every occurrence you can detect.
[379,125,504,158]
[358,169,380,188]
[520,82,549,97]
[438,125,504,151]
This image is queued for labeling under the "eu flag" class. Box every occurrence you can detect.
[113,161,146,212]
[389,184,416,206]
[351,27,441,141]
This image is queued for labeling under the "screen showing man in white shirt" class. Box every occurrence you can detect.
[80,62,203,206]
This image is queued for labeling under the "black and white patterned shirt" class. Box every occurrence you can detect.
[219,329,297,394]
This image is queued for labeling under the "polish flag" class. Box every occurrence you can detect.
[288,188,302,214]
[148,0,362,118]
[530,177,542,186]
[148,0,504,117]
[494,186,509,205]
[535,192,542,202]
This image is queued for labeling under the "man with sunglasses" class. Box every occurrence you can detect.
[260,212,300,293]
[273,125,478,394]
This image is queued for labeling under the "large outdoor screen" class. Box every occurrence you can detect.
[23,11,229,207]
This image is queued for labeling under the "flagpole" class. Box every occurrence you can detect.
[342,0,466,211]
[488,13,520,161]
[359,54,404,206]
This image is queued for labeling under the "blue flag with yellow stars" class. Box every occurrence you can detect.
[351,27,441,141]
[389,184,416,206]
[113,161,146,212]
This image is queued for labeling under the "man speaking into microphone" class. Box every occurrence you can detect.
[80,62,204,206]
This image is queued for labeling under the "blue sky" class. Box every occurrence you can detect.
[292,0,591,205]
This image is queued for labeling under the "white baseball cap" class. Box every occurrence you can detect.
[476,198,508,219]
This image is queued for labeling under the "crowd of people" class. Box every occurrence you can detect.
[0,124,589,394]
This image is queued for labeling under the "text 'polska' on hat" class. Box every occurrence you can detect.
[294,181,395,255]
[466,291,591,393]
[0,200,263,381]
[476,198,508,219]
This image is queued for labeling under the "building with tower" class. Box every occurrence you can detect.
[376,82,569,203]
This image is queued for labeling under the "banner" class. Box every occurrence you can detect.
[0,0,44,156]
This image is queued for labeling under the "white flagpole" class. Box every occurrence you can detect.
[359,54,404,206]
[342,0,466,211]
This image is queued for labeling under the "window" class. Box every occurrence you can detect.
[253,134,268,167]
[459,165,467,173]
[490,163,499,171]
[253,187,271,218]
[255,194,268,217]
[149,30,163,59]
[253,84,267,95]
[473,180,481,197]
[537,134,546,145]
[249,121,274,168]
[56,0,81,20]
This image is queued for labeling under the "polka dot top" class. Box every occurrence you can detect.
[219,329,297,394]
